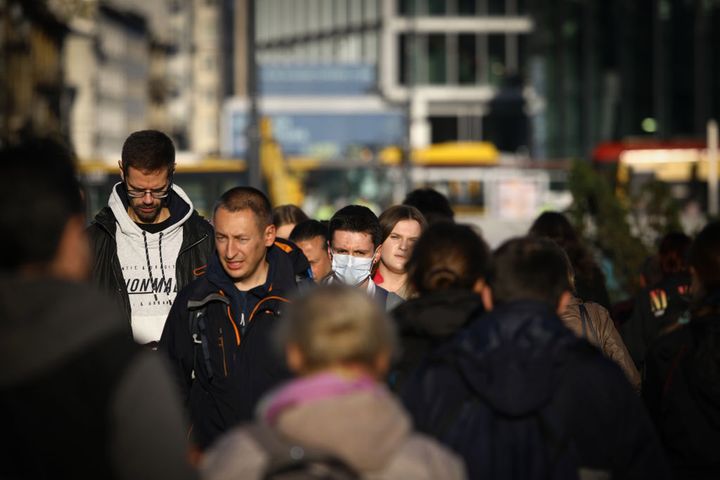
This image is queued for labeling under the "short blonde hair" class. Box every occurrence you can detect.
[277,285,397,371]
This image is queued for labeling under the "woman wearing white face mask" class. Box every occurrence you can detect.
[326,205,404,311]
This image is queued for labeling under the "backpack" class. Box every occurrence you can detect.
[245,423,360,480]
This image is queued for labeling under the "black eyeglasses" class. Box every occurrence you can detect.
[125,179,173,199]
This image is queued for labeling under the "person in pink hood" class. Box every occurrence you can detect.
[201,284,466,480]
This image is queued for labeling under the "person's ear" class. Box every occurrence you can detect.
[372,245,382,266]
[481,284,494,311]
[285,343,305,374]
[264,223,276,247]
[556,290,572,315]
[118,160,124,180]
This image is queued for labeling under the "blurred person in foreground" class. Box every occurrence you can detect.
[643,222,720,480]
[557,249,641,391]
[389,222,489,391]
[326,205,403,310]
[273,204,309,240]
[372,205,427,299]
[402,187,455,225]
[622,232,692,371]
[0,138,196,479]
[159,187,311,450]
[530,211,611,309]
[289,219,332,282]
[88,130,214,346]
[402,236,669,480]
[201,284,466,480]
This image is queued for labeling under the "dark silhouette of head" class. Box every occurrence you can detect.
[489,236,572,307]
[0,137,85,274]
[402,188,454,225]
[406,222,489,295]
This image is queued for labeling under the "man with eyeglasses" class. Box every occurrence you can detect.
[88,130,214,346]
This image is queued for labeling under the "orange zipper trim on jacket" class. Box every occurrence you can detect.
[218,290,241,346]
[249,295,290,322]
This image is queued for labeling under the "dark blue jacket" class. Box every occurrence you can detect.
[159,242,310,449]
[402,300,669,480]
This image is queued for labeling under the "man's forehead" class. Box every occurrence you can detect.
[331,230,374,249]
[214,207,264,232]
[125,165,170,183]
[298,235,326,250]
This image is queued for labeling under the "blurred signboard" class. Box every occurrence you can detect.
[260,63,376,96]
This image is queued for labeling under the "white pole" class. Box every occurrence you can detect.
[709,119,719,217]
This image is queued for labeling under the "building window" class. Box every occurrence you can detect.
[365,0,379,22]
[427,34,446,84]
[458,34,477,84]
[488,34,505,86]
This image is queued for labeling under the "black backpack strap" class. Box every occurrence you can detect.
[188,293,230,382]
[578,304,599,344]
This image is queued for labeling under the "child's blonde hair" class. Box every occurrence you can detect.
[277,285,397,371]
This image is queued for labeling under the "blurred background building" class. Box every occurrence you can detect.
[1,0,719,235]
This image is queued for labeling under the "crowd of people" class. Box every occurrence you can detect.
[2,129,719,480]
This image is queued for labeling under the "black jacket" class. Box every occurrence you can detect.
[159,242,310,449]
[622,273,691,370]
[389,289,483,391]
[88,190,214,326]
[402,300,669,480]
[0,277,196,480]
[643,292,720,479]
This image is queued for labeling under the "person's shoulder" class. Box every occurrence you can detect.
[184,211,214,243]
[582,300,613,325]
[271,238,309,270]
[382,433,466,480]
[201,425,269,480]
[561,336,632,391]
[87,207,116,234]
[268,238,312,283]
[174,274,215,306]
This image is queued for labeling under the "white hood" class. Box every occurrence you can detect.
[109,183,194,344]
[108,183,194,239]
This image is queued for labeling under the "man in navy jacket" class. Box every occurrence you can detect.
[402,237,669,480]
[159,187,310,449]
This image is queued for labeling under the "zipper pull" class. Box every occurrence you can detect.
[240,312,246,327]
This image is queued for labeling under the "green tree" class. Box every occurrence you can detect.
[566,160,648,301]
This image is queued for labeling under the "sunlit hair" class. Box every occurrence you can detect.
[276,285,397,372]
[406,222,490,295]
[378,205,428,243]
[214,186,273,227]
[273,204,309,228]
[121,130,175,175]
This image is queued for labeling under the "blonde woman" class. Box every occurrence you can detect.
[202,285,466,480]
